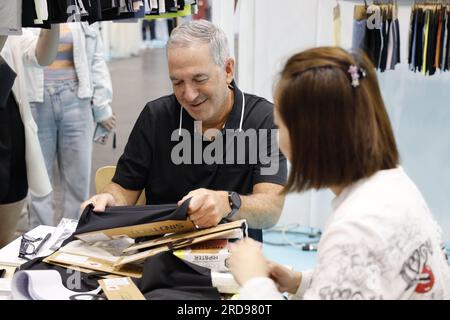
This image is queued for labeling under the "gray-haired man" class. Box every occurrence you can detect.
[82,20,287,241]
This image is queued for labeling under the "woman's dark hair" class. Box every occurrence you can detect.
[276,47,399,193]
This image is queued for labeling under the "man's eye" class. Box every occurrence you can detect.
[194,78,207,83]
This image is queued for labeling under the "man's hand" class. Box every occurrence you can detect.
[178,188,231,228]
[268,261,302,294]
[101,114,116,131]
[228,237,270,286]
[80,193,116,213]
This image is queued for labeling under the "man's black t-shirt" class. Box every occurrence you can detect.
[112,83,287,241]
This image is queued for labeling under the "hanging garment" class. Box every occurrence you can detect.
[333,3,342,47]
[101,0,136,21]
[408,7,416,66]
[428,9,438,76]
[134,251,221,300]
[166,0,178,13]
[82,0,103,24]
[422,9,430,75]
[390,17,399,69]
[387,4,400,70]
[379,8,390,72]
[19,0,191,25]
[415,8,425,72]
[0,58,28,204]
[22,0,48,28]
[444,11,450,71]
[393,18,401,67]
[377,17,384,69]
[410,9,418,70]
[435,8,443,69]
[0,57,17,107]
[356,4,384,70]
[99,0,122,21]
[386,17,394,69]
[0,0,23,35]
[46,0,73,24]
[1,31,52,198]
[364,19,381,69]
[33,0,49,25]
[436,7,445,70]
[158,0,166,14]
[352,18,367,50]
[149,0,159,14]
[441,9,448,70]
[411,7,418,71]
[177,0,185,11]
[0,95,28,204]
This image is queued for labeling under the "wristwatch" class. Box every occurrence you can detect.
[226,191,241,219]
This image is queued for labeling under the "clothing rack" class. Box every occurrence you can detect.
[352,1,402,72]
[408,1,450,75]
[144,2,194,20]
[19,0,197,30]
[350,0,450,75]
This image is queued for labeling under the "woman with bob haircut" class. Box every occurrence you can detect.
[229,47,450,300]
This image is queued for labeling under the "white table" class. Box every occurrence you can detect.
[0,225,57,299]
[0,225,57,268]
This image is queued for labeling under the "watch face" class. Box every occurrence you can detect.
[230,192,241,209]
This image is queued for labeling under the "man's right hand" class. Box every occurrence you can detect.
[80,193,116,213]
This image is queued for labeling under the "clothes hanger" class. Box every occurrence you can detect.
[354,0,368,21]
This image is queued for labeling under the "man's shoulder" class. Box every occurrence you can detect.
[244,93,273,109]
[243,93,274,126]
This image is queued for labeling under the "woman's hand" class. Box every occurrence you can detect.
[228,237,270,286]
[101,114,116,131]
[268,261,302,294]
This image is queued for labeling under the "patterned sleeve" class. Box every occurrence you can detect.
[238,277,285,300]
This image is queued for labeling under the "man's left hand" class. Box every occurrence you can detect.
[178,188,231,228]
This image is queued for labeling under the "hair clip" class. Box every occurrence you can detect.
[360,68,367,78]
[348,65,360,87]
[348,65,367,88]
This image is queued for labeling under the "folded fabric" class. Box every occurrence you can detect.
[17,253,223,299]
[17,199,229,297]
[11,270,100,300]
[74,199,191,236]
[17,257,104,292]
[134,251,221,300]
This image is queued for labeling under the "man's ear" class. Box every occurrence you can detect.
[224,58,235,85]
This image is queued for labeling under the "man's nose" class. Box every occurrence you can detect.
[184,84,199,102]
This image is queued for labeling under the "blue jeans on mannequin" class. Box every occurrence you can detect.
[29,80,93,226]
